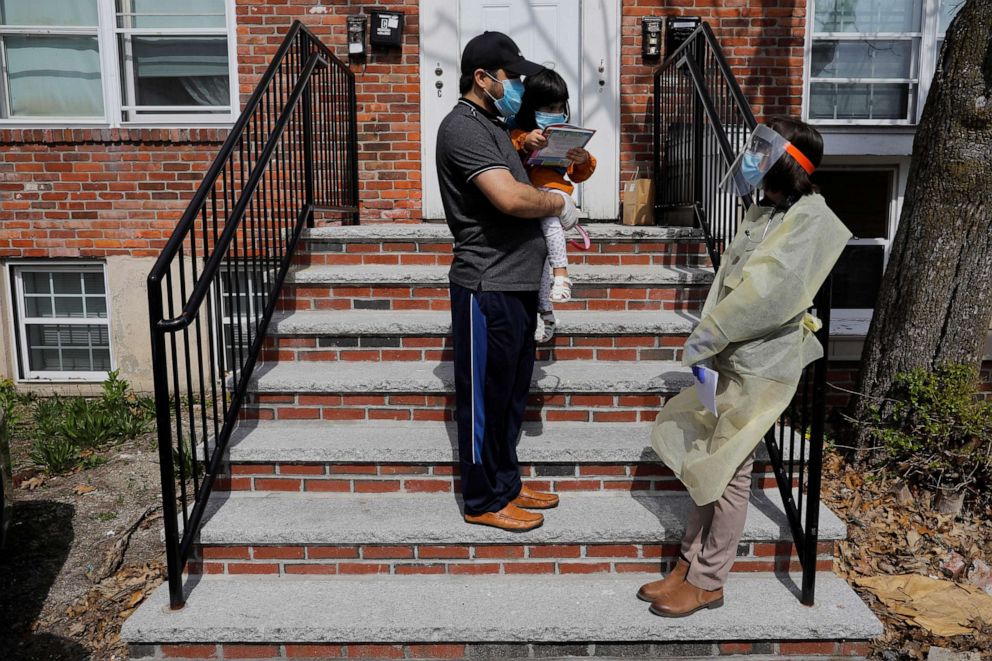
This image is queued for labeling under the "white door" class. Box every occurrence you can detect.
[420,0,620,220]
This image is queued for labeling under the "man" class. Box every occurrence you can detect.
[436,32,578,532]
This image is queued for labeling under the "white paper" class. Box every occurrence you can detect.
[692,365,719,417]
[526,125,596,168]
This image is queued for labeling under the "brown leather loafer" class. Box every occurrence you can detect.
[464,503,544,532]
[511,485,560,510]
[637,557,689,602]
[649,580,724,618]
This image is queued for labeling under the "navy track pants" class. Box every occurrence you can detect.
[450,283,538,516]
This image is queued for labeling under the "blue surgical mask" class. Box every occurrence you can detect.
[535,110,568,130]
[485,73,524,119]
[740,151,766,187]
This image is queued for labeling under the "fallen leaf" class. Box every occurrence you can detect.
[75,485,97,495]
[856,574,992,637]
[20,475,45,490]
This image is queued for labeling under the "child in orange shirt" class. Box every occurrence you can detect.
[511,69,596,343]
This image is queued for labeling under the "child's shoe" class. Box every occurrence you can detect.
[535,311,557,343]
[550,275,572,303]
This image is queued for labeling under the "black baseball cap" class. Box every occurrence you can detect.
[460,31,545,77]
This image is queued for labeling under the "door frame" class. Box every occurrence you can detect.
[418,0,621,220]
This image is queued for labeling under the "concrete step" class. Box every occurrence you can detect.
[298,223,711,269]
[218,421,791,494]
[188,490,842,576]
[262,309,695,364]
[123,573,882,659]
[279,264,713,313]
[243,360,693,424]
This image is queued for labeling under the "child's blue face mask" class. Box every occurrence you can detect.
[485,72,524,119]
[535,110,568,130]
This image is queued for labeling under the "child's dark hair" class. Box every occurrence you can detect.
[515,69,569,132]
[762,117,823,198]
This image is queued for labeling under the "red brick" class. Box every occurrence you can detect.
[222,644,281,658]
[305,480,352,492]
[231,464,275,475]
[528,544,582,559]
[586,545,639,558]
[559,562,611,574]
[308,546,359,560]
[201,545,250,560]
[395,564,446,574]
[449,563,500,575]
[503,562,555,574]
[161,644,219,658]
[419,545,471,559]
[254,478,302,491]
[779,641,839,655]
[354,480,401,493]
[719,642,753,653]
[346,644,404,659]
[279,464,327,476]
[407,644,467,659]
[338,563,390,575]
[286,644,345,658]
[253,546,305,560]
[285,564,339,575]
[475,545,525,559]
[405,479,452,493]
[363,545,415,559]
[329,464,379,475]
[227,563,279,574]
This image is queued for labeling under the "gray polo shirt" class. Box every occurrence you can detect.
[436,99,547,292]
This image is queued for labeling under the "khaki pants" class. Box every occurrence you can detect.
[680,452,755,591]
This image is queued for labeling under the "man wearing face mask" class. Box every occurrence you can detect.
[436,31,579,532]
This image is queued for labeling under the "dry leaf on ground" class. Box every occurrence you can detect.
[857,572,992,637]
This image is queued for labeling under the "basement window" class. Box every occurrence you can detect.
[10,263,113,381]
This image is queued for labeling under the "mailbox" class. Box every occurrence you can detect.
[666,16,701,58]
[347,15,367,56]
[369,10,404,48]
[642,17,662,58]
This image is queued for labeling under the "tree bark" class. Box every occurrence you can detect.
[849,0,992,461]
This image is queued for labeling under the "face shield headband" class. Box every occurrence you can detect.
[720,125,817,197]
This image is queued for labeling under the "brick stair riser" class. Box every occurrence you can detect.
[278,284,710,312]
[260,334,687,363]
[295,238,712,268]
[241,392,673,424]
[133,639,870,660]
[214,462,786,494]
[186,541,835,577]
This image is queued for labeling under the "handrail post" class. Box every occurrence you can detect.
[652,67,661,220]
[302,77,316,228]
[690,38,705,219]
[147,279,185,609]
[801,276,832,606]
[347,72,360,226]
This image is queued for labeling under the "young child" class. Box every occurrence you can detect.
[511,69,596,343]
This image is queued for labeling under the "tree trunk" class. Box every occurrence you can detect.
[849,0,992,461]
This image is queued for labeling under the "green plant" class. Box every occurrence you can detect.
[79,453,110,470]
[0,378,20,428]
[860,363,992,506]
[100,370,154,438]
[172,439,199,482]
[59,397,117,449]
[29,436,78,474]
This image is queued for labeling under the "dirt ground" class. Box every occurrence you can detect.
[0,420,166,661]
[2,409,990,660]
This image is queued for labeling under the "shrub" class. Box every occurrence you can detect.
[861,363,992,508]
[30,436,78,475]
[58,397,118,449]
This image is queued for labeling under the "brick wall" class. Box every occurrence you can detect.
[620,0,807,181]
[0,0,808,261]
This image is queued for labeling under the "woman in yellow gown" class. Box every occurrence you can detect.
[640,118,852,617]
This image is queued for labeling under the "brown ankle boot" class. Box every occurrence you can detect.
[649,579,724,617]
[636,558,689,603]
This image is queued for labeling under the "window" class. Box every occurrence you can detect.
[806,0,965,124]
[216,267,267,373]
[0,0,236,125]
[11,264,113,380]
[811,169,897,311]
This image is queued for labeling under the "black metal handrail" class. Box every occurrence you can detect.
[653,23,831,606]
[147,21,358,609]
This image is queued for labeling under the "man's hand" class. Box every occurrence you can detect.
[566,148,591,166]
[522,129,548,153]
[549,189,579,230]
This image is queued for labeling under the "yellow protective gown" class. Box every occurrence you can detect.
[651,193,852,506]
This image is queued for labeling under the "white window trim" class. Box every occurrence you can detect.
[803,0,953,126]
[7,262,114,382]
[0,0,239,129]
[818,163,902,317]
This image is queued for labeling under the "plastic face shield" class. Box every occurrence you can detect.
[720,124,790,197]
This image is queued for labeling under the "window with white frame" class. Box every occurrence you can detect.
[216,267,267,373]
[0,0,237,125]
[806,0,965,124]
[11,264,113,380]
[811,168,898,312]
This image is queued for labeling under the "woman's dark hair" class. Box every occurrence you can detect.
[514,68,569,132]
[762,117,823,199]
